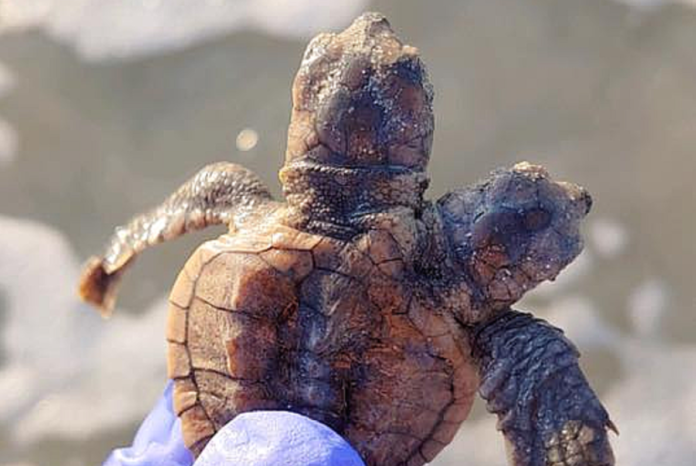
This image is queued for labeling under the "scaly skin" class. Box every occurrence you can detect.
[78,12,615,466]
[473,312,616,466]
[78,162,276,316]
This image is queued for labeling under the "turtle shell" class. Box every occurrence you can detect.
[166,221,478,465]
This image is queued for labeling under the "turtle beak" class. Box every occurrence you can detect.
[577,187,593,216]
[558,181,592,217]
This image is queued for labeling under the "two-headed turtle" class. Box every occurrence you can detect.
[79,13,615,466]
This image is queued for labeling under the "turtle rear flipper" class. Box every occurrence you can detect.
[77,162,275,316]
[77,256,127,317]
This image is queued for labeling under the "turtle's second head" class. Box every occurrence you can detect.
[438,162,592,309]
[282,12,434,171]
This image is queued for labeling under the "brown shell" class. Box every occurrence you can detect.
[166,221,478,465]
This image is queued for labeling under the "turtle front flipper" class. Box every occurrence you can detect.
[471,310,616,466]
[78,162,275,316]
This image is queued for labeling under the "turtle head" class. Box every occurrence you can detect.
[279,13,433,234]
[282,12,434,170]
[438,162,592,309]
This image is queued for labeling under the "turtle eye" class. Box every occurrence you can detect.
[522,207,551,232]
[471,210,518,248]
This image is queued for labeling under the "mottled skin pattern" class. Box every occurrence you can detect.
[78,13,615,466]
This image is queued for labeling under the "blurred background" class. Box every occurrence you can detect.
[0,0,695,465]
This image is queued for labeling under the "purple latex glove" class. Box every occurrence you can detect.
[195,411,365,466]
[103,381,365,466]
[103,381,193,466]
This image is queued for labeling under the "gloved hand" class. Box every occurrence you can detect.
[103,381,366,466]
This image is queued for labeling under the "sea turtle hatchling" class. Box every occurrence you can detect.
[78,12,616,466]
